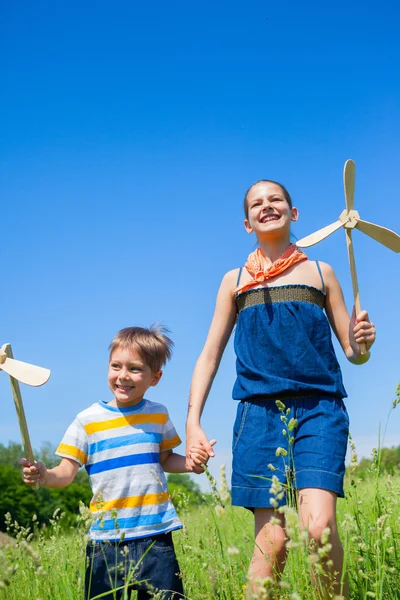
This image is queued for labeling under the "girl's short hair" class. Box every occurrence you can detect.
[244,180,293,219]
[109,325,174,372]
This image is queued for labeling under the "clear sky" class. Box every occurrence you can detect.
[1,1,399,490]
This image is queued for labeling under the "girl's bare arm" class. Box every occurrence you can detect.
[185,269,238,468]
[323,262,376,364]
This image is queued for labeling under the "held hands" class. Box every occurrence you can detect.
[186,424,216,472]
[18,458,48,487]
[187,439,217,474]
[350,308,376,354]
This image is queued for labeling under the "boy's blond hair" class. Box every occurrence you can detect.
[109,325,174,373]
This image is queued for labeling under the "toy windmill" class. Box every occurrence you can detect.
[297,160,400,354]
[0,344,50,490]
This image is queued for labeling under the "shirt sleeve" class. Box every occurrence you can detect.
[56,417,88,466]
[160,411,182,452]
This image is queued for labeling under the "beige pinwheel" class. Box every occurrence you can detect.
[1,343,51,490]
[297,159,400,353]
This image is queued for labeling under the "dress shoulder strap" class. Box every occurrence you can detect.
[315,260,325,293]
[236,266,243,288]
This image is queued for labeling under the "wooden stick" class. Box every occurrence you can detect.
[3,344,40,491]
[344,231,367,355]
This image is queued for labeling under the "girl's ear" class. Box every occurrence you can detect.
[291,207,299,222]
[244,219,253,234]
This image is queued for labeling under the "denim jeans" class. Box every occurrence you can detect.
[84,532,184,600]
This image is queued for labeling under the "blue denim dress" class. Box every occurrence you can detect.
[231,262,349,508]
[233,264,346,401]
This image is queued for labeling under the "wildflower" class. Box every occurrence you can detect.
[377,514,388,529]
[270,475,285,501]
[267,463,276,471]
[219,465,231,504]
[275,400,286,412]
[214,505,224,517]
[203,465,224,506]
[227,546,240,555]
[321,527,330,545]
[307,553,319,565]
[279,581,290,590]
[259,576,274,588]
[288,418,298,431]
[393,382,400,409]
[358,569,368,579]
[275,447,288,457]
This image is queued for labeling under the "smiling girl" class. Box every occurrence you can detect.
[185,180,376,598]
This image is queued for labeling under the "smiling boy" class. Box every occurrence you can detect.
[20,326,213,600]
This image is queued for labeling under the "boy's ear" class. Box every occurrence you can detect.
[291,207,299,222]
[150,370,163,387]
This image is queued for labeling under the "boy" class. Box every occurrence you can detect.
[20,326,214,600]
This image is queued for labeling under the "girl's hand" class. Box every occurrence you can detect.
[349,308,376,353]
[188,440,217,474]
[185,425,215,471]
[18,458,48,487]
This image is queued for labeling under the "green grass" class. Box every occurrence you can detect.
[1,467,400,600]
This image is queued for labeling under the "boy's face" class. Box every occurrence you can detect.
[108,347,162,407]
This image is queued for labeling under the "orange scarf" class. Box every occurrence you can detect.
[235,244,308,294]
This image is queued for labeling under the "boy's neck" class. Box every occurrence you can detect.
[257,237,292,265]
[109,396,145,409]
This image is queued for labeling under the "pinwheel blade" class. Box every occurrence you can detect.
[0,358,51,386]
[343,159,356,212]
[355,219,400,253]
[296,220,344,248]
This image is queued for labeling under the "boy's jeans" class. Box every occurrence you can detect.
[85,531,184,600]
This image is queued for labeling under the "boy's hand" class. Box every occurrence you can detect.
[185,424,215,471]
[188,439,216,474]
[18,458,47,487]
[350,308,376,353]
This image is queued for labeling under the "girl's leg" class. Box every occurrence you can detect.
[246,508,287,599]
[298,488,348,599]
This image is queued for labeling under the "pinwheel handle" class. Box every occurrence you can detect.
[2,344,40,491]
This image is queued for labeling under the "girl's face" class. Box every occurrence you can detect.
[244,181,298,239]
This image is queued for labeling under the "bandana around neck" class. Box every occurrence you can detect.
[235,243,308,294]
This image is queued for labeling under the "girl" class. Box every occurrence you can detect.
[185,180,376,598]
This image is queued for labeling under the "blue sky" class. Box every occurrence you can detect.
[1,1,399,490]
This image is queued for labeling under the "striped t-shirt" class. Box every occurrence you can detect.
[56,398,182,542]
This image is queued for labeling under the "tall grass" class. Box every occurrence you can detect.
[1,465,399,599]
[2,387,400,600]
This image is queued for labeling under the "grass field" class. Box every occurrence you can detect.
[1,455,400,600]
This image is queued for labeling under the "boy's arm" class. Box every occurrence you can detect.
[159,450,191,473]
[19,457,80,488]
